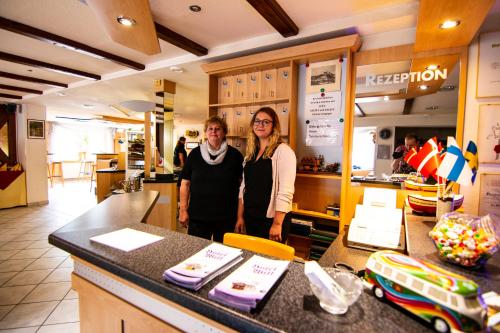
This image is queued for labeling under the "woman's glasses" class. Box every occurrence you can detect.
[254,119,273,127]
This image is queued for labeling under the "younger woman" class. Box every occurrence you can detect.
[235,107,296,243]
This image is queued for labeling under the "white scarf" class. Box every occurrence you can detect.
[200,140,228,165]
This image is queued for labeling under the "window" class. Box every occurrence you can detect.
[374,262,382,271]
[428,287,447,303]
[450,296,458,307]
[395,273,407,284]
[411,279,424,291]
[464,297,480,309]
[383,266,393,276]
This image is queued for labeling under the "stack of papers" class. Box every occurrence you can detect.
[89,228,164,252]
[208,255,290,312]
[163,243,243,291]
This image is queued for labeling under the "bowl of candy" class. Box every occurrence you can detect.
[429,212,499,269]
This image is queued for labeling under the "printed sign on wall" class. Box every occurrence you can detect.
[305,119,342,146]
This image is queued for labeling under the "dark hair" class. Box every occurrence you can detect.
[405,133,417,142]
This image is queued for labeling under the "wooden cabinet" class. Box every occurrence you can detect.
[260,68,277,99]
[234,74,247,103]
[218,76,234,104]
[277,67,291,99]
[276,103,290,136]
[217,107,235,136]
[234,107,247,137]
[247,71,261,102]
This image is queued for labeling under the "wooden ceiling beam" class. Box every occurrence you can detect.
[154,22,208,56]
[402,98,414,115]
[0,93,22,100]
[246,0,298,38]
[0,84,42,94]
[100,115,144,125]
[0,51,100,80]
[0,71,68,88]
[0,17,145,71]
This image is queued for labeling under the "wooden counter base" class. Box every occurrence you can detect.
[72,257,236,333]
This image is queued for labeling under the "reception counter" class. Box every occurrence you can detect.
[49,192,498,332]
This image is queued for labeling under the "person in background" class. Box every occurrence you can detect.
[235,107,296,243]
[179,117,243,242]
[174,137,187,168]
[391,133,418,174]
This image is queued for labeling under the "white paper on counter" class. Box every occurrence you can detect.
[90,228,164,252]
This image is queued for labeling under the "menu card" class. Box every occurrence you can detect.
[208,255,290,311]
[163,243,243,291]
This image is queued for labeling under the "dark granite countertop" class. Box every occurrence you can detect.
[96,168,125,173]
[50,193,498,333]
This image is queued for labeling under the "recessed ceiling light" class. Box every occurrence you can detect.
[56,92,66,96]
[189,5,202,12]
[425,106,440,110]
[383,96,389,101]
[419,85,429,91]
[116,16,136,26]
[425,64,440,70]
[82,104,94,109]
[169,66,184,73]
[439,85,456,92]
[27,69,33,72]
[439,20,460,29]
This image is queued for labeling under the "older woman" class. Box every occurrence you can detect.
[235,107,296,243]
[179,116,243,242]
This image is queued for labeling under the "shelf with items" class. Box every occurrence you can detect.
[127,132,145,170]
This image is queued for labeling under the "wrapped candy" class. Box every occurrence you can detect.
[429,212,499,269]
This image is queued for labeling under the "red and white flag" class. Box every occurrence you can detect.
[404,137,441,179]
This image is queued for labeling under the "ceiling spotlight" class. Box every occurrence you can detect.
[425,64,439,70]
[419,85,429,91]
[425,106,440,110]
[169,66,184,73]
[82,104,94,109]
[56,92,66,96]
[383,96,389,101]
[439,20,460,29]
[189,5,202,12]
[439,85,456,92]
[116,16,136,26]
[27,69,33,72]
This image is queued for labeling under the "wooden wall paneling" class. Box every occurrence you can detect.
[340,49,355,229]
[276,66,291,99]
[234,107,247,137]
[234,74,247,103]
[260,68,277,99]
[293,177,341,213]
[276,103,289,136]
[247,71,261,101]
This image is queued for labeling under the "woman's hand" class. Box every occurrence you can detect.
[269,223,282,242]
[235,217,245,233]
[179,209,189,228]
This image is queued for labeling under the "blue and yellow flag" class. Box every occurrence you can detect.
[464,141,478,184]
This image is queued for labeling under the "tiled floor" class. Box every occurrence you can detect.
[0,180,97,332]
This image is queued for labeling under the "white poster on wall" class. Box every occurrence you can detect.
[304,91,342,119]
[305,119,343,146]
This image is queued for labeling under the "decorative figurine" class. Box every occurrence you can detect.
[364,251,487,333]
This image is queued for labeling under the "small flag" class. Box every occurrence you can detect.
[437,137,473,186]
[464,141,478,184]
[405,137,441,179]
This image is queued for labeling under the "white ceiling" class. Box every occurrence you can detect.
[0,0,495,125]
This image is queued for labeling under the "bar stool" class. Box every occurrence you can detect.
[47,163,53,187]
[89,163,96,192]
[78,152,93,178]
[51,161,64,186]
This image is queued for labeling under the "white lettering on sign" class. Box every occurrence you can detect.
[366,69,447,86]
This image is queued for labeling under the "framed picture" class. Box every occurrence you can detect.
[27,119,45,139]
[477,104,500,164]
[478,173,500,216]
[306,59,341,93]
[476,30,500,98]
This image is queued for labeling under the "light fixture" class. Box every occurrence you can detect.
[425,106,440,110]
[419,85,429,90]
[189,5,202,12]
[116,16,136,26]
[425,64,439,70]
[56,92,66,96]
[169,66,184,73]
[439,20,460,29]
[27,69,33,72]
[439,85,456,92]
[82,104,94,109]
[120,100,155,112]
[383,96,389,101]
